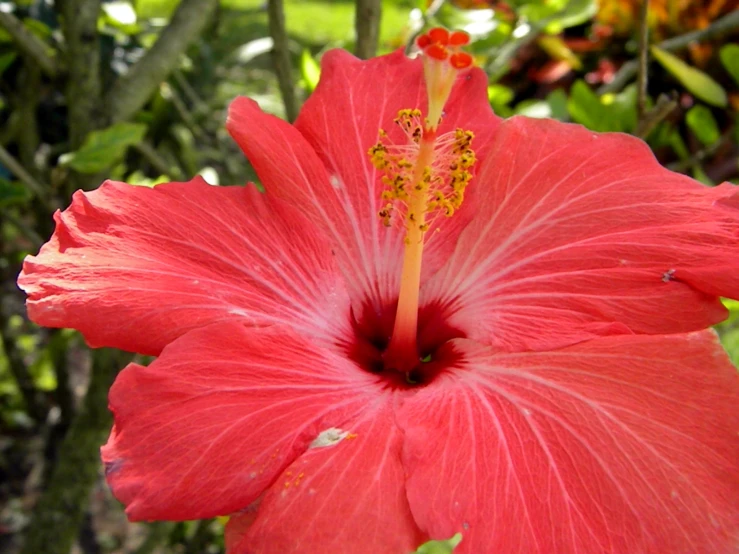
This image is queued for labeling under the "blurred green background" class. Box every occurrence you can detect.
[0,0,737,552]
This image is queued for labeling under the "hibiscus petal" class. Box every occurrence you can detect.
[399,331,739,553]
[226,404,425,554]
[18,178,349,355]
[228,49,500,314]
[102,322,383,520]
[425,116,739,351]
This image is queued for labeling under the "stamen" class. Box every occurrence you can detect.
[367,28,476,374]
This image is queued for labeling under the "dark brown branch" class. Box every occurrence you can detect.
[59,0,104,150]
[0,10,61,78]
[635,93,678,139]
[635,0,650,120]
[267,0,299,122]
[105,0,218,124]
[20,348,130,554]
[600,10,739,94]
[355,0,382,59]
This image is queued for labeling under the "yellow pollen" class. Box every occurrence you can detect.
[368,112,475,233]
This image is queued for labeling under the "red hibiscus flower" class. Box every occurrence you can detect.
[18,28,739,554]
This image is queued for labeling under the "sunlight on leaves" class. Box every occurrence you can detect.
[651,46,728,108]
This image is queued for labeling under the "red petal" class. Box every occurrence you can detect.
[102,322,381,520]
[18,179,349,355]
[227,406,425,553]
[293,49,499,313]
[399,331,739,553]
[425,116,739,351]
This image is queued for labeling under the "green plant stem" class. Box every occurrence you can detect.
[355,0,382,59]
[267,0,299,122]
[636,0,650,120]
[0,10,61,78]
[20,348,130,554]
[634,93,678,139]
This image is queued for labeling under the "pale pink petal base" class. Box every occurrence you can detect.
[398,331,739,554]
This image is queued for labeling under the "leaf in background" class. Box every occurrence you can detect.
[651,46,728,108]
[488,84,514,117]
[0,52,17,76]
[568,80,606,131]
[0,178,32,207]
[686,105,720,146]
[544,0,597,34]
[62,122,147,174]
[537,35,582,70]
[300,50,321,93]
[546,88,569,121]
[719,44,739,87]
[414,533,463,553]
[716,299,739,367]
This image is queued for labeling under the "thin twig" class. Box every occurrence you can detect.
[0,10,61,78]
[636,0,650,120]
[106,0,218,124]
[355,0,382,59]
[600,10,739,94]
[267,0,299,121]
[0,143,50,204]
[4,210,44,246]
[133,141,183,179]
[634,93,678,138]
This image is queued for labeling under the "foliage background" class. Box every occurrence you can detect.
[0,0,737,552]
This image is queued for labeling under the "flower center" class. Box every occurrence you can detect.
[367,28,476,377]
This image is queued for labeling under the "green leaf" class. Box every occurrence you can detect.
[0,178,32,206]
[685,105,720,146]
[651,46,728,107]
[568,80,606,131]
[719,44,739,87]
[63,122,147,173]
[546,88,569,121]
[300,49,321,93]
[414,533,463,553]
[0,52,18,76]
[488,84,514,117]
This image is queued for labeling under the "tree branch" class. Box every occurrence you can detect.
[267,0,299,121]
[59,0,104,150]
[0,11,61,78]
[599,10,739,94]
[20,348,130,554]
[635,0,649,120]
[105,0,218,124]
[355,0,382,59]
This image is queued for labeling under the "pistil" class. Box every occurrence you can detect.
[368,27,475,375]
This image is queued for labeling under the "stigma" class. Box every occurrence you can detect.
[367,28,476,374]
